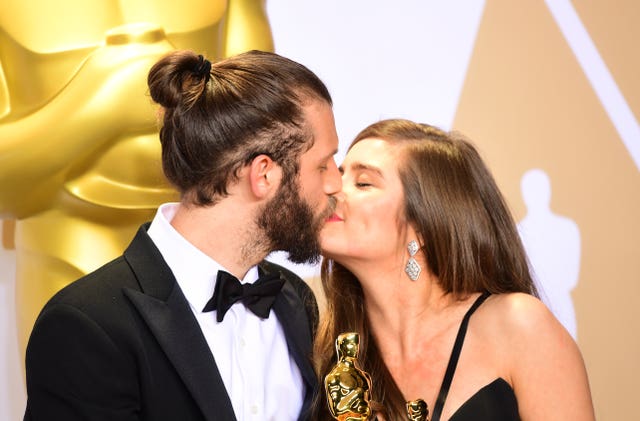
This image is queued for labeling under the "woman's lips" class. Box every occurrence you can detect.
[326,213,343,222]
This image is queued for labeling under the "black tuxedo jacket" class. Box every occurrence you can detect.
[24,224,319,421]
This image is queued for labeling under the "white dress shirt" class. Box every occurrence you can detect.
[147,203,305,420]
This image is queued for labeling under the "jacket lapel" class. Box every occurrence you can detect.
[272,280,318,421]
[272,283,316,388]
[123,225,237,421]
[261,262,317,393]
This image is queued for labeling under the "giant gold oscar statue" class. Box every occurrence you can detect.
[0,0,274,356]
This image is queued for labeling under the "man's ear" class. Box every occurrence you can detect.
[248,154,282,199]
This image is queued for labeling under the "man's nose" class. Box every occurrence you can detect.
[324,159,342,195]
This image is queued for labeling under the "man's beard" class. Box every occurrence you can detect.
[257,177,334,265]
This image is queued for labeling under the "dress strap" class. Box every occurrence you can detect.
[431,292,491,421]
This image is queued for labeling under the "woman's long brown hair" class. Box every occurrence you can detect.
[312,119,536,420]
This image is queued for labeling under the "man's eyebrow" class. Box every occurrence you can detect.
[323,148,339,160]
[317,149,339,166]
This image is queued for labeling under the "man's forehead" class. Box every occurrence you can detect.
[302,101,338,157]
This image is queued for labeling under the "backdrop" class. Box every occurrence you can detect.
[1,1,638,419]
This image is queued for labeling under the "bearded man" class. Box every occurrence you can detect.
[23,49,342,421]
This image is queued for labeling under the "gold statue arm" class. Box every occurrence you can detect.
[335,388,368,412]
[221,0,274,57]
[0,62,8,118]
[0,31,173,218]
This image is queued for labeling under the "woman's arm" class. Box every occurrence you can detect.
[504,293,595,420]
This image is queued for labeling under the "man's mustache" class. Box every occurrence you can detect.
[323,195,338,218]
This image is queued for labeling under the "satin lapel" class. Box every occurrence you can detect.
[271,281,316,390]
[123,225,236,421]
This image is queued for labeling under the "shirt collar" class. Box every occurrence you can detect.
[147,203,259,313]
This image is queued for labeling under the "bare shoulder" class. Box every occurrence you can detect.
[485,292,549,317]
[478,293,563,338]
[485,292,582,361]
[478,293,595,420]
[471,292,580,376]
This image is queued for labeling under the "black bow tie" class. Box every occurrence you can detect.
[203,270,285,322]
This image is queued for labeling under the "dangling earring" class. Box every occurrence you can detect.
[405,240,422,281]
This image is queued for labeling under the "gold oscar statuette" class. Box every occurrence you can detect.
[324,332,373,421]
[406,398,429,421]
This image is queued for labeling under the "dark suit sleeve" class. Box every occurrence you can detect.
[24,303,140,421]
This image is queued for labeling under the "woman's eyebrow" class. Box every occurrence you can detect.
[344,162,384,178]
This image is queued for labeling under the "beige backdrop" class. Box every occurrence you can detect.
[452,1,639,419]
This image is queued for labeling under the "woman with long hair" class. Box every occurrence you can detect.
[313,119,594,420]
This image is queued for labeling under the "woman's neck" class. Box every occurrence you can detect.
[349,260,465,359]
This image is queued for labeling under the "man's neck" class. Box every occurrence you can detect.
[169,197,269,280]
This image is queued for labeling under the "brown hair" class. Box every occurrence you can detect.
[147,49,332,205]
[312,119,536,419]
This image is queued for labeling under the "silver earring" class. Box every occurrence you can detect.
[405,240,421,281]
